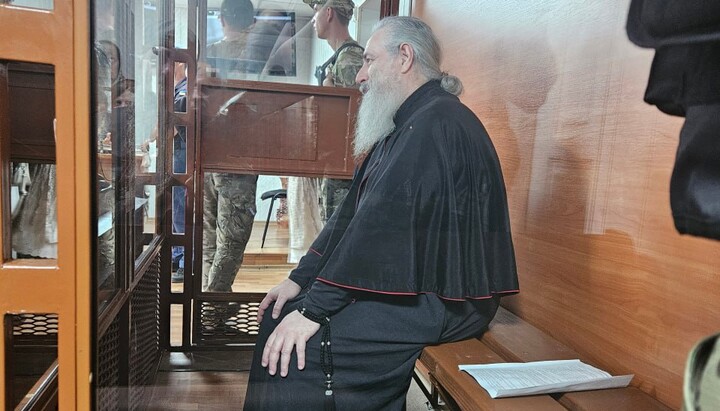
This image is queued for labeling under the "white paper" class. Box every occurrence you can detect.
[459,359,633,398]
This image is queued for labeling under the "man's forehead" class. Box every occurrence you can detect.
[364,29,387,55]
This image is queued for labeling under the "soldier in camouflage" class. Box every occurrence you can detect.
[202,0,269,291]
[306,0,364,221]
[202,173,257,291]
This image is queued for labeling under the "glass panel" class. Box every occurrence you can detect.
[4,313,59,410]
[174,0,188,49]
[170,304,182,347]
[173,126,187,174]
[2,61,58,262]
[171,245,184,290]
[172,185,186,235]
[197,0,374,85]
[173,62,187,114]
[135,0,162,249]
[196,0,378,298]
[202,5,302,81]
[94,0,164,304]
[6,0,53,11]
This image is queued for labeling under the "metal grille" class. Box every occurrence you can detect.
[97,316,121,411]
[11,313,59,342]
[5,313,58,410]
[194,298,262,345]
[128,256,161,411]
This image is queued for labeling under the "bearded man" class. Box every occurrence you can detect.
[243,16,519,411]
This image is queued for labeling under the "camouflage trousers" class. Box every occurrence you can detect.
[202,172,257,292]
[320,178,351,222]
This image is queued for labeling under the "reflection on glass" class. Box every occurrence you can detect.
[205,6,296,78]
[4,313,59,409]
[174,0,188,49]
[143,184,157,236]
[172,186,186,235]
[171,245,185,287]
[94,34,118,310]
[10,162,57,259]
[7,0,53,10]
[195,0,374,299]
[173,127,187,174]
[94,0,163,307]
[4,61,57,262]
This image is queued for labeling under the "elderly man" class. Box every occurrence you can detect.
[243,17,519,410]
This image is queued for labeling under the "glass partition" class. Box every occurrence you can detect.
[195,0,375,301]
[93,0,163,308]
[87,0,378,349]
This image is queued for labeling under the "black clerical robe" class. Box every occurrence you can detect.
[243,80,518,411]
[290,79,519,316]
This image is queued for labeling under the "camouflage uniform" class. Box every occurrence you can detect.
[202,24,274,291]
[320,39,364,221]
[202,172,258,291]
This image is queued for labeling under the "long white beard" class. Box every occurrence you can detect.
[353,76,405,158]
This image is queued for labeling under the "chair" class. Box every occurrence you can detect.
[260,189,287,248]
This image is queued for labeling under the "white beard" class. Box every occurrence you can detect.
[353,74,406,158]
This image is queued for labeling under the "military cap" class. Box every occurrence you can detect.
[303,0,355,20]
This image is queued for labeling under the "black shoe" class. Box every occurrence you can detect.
[171,268,184,283]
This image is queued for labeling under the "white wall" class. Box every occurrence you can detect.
[254,175,283,221]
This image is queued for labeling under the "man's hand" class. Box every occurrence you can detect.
[261,310,320,377]
[257,279,302,323]
[322,68,334,86]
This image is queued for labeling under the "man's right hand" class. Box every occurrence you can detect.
[257,279,302,323]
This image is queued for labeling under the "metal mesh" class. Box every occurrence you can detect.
[195,299,262,345]
[128,256,161,411]
[11,313,59,338]
[5,313,58,410]
[97,316,121,411]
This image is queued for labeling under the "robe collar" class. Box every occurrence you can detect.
[392,79,445,128]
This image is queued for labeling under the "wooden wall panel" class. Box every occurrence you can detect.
[414,1,720,409]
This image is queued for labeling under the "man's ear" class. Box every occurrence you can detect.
[398,43,414,74]
[324,6,333,22]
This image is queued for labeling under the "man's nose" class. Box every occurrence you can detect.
[355,65,368,86]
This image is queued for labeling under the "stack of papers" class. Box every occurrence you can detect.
[459,359,633,398]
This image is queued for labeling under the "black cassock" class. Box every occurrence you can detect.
[243,80,519,410]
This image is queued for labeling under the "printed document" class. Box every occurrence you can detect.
[459,359,633,398]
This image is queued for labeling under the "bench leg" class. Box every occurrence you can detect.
[412,368,441,408]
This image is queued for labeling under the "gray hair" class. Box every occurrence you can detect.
[373,16,463,96]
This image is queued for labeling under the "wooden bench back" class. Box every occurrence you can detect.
[413,1,720,408]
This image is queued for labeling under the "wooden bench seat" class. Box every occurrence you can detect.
[420,339,566,410]
[417,307,672,411]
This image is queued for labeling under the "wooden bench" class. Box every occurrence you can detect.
[416,307,673,411]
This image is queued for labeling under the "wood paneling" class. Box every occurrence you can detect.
[414,0,720,408]
[199,79,359,179]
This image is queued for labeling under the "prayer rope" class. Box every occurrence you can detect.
[298,306,335,411]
